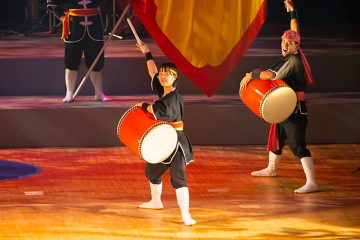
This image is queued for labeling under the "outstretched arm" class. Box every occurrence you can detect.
[239,70,276,91]
[135,42,157,113]
[284,0,299,33]
[137,42,158,79]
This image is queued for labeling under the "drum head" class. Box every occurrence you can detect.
[140,123,178,164]
[261,86,297,123]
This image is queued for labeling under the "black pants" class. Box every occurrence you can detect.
[145,150,187,189]
[272,102,311,159]
[64,34,104,71]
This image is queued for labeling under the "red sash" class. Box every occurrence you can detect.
[169,121,184,131]
[62,8,99,40]
[267,123,279,151]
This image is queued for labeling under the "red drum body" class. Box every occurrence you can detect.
[240,79,297,123]
[117,107,178,164]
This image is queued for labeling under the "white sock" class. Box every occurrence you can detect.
[251,152,280,177]
[63,69,77,102]
[295,157,319,193]
[139,182,163,209]
[176,187,196,226]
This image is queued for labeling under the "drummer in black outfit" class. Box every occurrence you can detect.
[135,42,196,226]
[240,0,318,193]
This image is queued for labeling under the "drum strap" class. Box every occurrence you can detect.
[169,121,184,131]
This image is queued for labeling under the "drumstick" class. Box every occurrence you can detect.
[109,33,123,39]
[127,18,143,44]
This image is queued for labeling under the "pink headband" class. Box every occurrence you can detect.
[282,29,315,86]
[281,29,300,43]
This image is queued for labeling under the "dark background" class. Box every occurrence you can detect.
[268,0,358,24]
[263,0,359,38]
[0,0,359,36]
[0,0,27,28]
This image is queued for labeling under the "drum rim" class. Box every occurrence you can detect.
[117,106,138,137]
[139,122,178,163]
[260,85,295,123]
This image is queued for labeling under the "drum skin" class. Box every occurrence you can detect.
[240,79,297,123]
[117,107,178,163]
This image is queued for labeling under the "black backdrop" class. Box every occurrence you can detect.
[0,0,27,28]
[268,0,358,24]
[0,1,359,32]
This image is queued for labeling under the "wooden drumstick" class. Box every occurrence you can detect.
[109,33,123,39]
[127,18,143,44]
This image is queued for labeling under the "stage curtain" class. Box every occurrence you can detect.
[131,0,267,96]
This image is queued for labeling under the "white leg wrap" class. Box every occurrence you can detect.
[90,71,111,102]
[251,151,280,177]
[176,187,196,226]
[295,157,319,193]
[139,182,163,209]
[63,69,77,103]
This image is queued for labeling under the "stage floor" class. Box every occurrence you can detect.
[0,144,359,239]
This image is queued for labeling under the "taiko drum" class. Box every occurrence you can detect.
[240,79,297,123]
[117,107,178,164]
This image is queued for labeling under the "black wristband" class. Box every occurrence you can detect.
[251,69,261,79]
[141,103,150,110]
[145,52,153,61]
[290,10,298,20]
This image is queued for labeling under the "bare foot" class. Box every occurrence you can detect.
[95,95,112,102]
[62,96,74,103]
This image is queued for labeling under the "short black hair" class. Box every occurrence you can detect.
[159,62,178,75]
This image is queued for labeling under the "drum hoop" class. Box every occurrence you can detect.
[138,121,175,160]
[117,106,138,137]
[259,85,288,122]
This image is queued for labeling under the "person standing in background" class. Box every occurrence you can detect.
[47,0,111,102]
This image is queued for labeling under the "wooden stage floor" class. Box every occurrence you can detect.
[0,144,359,239]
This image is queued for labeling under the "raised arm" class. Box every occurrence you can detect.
[284,0,300,33]
[137,42,158,80]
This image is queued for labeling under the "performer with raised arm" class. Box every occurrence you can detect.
[47,0,111,102]
[134,42,196,226]
[240,0,318,193]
